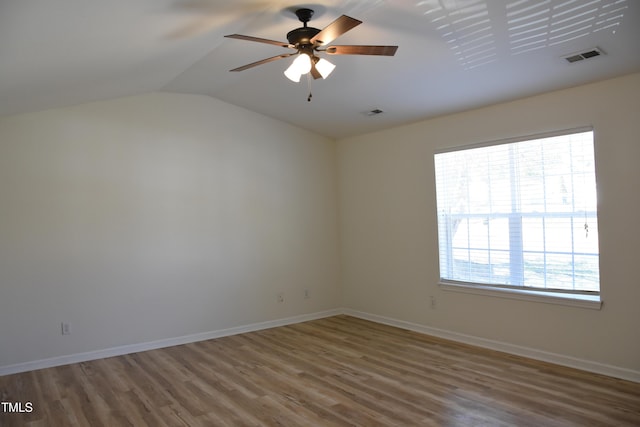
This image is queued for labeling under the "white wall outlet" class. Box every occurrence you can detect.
[61,322,71,335]
[277,292,285,303]
[304,289,310,299]
[430,296,437,309]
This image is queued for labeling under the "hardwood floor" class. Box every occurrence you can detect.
[1,315,639,426]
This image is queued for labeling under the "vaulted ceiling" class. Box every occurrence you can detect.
[1,0,639,138]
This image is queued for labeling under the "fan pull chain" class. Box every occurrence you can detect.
[307,72,312,102]
[584,210,589,238]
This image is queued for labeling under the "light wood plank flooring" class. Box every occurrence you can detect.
[1,315,639,426]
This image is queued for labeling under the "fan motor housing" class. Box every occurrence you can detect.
[286,26,321,47]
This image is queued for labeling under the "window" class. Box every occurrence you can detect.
[434,128,600,305]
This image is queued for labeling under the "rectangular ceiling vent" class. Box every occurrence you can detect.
[364,108,384,117]
[563,47,604,64]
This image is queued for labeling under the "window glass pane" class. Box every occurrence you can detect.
[522,218,544,252]
[573,215,599,253]
[489,250,510,283]
[469,249,491,283]
[544,218,573,253]
[468,218,488,249]
[573,254,600,291]
[451,218,470,248]
[523,252,546,288]
[545,253,575,290]
[487,146,511,213]
[489,218,510,250]
[545,174,572,212]
[517,142,545,212]
[452,248,470,281]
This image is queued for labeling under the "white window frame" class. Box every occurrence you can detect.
[434,127,602,309]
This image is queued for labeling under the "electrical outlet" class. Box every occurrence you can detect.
[304,289,310,299]
[61,322,71,335]
[430,296,437,309]
[277,292,285,303]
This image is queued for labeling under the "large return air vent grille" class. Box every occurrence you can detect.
[563,48,604,63]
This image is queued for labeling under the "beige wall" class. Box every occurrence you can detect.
[0,93,341,368]
[338,73,640,373]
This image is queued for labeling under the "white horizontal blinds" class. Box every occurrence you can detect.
[434,129,599,293]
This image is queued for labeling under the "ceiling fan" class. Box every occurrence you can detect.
[224,8,398,85]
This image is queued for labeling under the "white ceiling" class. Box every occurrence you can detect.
[1,0,639,139]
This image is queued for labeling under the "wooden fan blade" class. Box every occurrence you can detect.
[324,45,398,56]
[230,53,295,72]
[225,34,292,48]
[310,63,322,80]
[310,15,361,46]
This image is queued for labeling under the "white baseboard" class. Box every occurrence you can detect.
[343,308,640,383]
[0,309,341,376]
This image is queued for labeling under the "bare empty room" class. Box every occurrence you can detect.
[1,1,639,425]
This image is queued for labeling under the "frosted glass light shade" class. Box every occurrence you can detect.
[315,58,336,79]
[284,53,312,82]
[284,65,302,82]
[294,53,312,74]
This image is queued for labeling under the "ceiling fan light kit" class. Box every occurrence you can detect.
[314,57,336,79]
[224,7,397,99]
[284,53,313,82]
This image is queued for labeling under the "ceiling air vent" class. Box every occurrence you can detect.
[562,47,604,64]
[365,108,384,117]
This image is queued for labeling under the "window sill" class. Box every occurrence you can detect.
[439,281,602,310]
